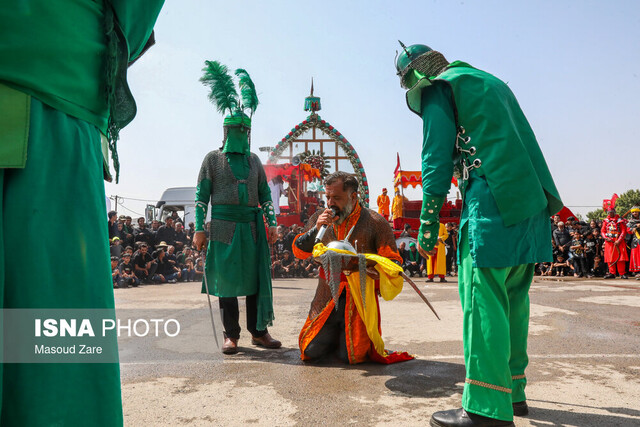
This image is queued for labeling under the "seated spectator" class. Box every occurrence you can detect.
[187,221,196,242]
[177,247,193,268]
[397,241,407,262]
[535,262,552,276]
[165,244,178,266]
[110,237,123,259]
[302,257,318,278]
[273,250,294,278]
[569,231,587,278]
[591,255,606,277]
[404,242,424,277]
[111,256,121,289]
[399,223,412,237]
[133,243,154,283]
[174,222,188,251]
[134,217,153,246]
[551,253,571,277]
[194,257,204,281]
[182,257,197,282]
[152,248,181,283]
[119,253,139,288]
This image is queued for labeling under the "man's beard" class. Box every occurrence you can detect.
[334,199,355,225]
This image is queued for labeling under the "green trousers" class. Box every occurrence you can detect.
[459,225,532,422]
[1,97,123,426]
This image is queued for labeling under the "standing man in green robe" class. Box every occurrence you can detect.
[395,42,563,427]
[193,61,281,355]
[0,2,164,426]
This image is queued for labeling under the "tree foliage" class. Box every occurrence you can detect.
[586,189,640,221]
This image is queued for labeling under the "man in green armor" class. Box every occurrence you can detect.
[396,42,563,427]
[0,2,163,426]
[193,62,281,355]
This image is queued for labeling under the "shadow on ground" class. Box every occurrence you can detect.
[526,400,640,427]
[232,346,466,399]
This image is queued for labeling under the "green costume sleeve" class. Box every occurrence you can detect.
[256,157,277,227]
[418,82,457,251]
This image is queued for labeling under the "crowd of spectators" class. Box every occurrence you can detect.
[108,211,205,288]
[271,225,319,278]
[537,214,637,278]
[397,222,459,278]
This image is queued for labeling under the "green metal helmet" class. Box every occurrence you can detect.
[396,41,450,115]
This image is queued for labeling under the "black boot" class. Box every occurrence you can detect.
[512,401,529,416]
[430,408,514,426]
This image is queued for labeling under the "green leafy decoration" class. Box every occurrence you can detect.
[235,68,259,117]
[200,60,238,115]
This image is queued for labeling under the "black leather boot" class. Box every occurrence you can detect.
[512,400,529,416]
[430,408,514,427]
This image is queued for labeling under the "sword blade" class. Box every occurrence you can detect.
[400,271,441,320]
[201,265,220,348]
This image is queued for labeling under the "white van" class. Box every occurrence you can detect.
[147,187,198,225]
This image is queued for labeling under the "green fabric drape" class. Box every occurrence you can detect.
[206,205,274,331]
[1,96,122,426]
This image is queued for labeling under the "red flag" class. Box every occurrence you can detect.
[393,153,401,178]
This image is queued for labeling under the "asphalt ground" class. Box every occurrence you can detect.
[116,275,640,426]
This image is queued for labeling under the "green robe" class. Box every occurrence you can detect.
[0,2,163,425]
[195,151,277,331]
[417,63,562,421]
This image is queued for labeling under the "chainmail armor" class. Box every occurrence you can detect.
[300,207,400,318]
[399,50,450,88]
[197,150,264,244]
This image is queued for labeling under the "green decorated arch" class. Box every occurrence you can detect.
[266,110,370,207]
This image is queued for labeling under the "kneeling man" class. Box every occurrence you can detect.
[293,171,413,364]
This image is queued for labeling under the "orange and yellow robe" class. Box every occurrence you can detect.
[293,203,413,364]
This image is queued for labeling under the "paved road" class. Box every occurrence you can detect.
[116,276,640,426]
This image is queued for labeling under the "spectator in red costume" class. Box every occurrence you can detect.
[601,208,628,279]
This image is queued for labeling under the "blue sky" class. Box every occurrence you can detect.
[106,0,640,219]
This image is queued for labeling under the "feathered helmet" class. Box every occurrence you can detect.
[200,60,259,130]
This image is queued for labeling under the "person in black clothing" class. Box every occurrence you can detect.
[273,250,294,278]
[591,255,606,277]
[111,256,121,289]
[169,210,183,225]
[118,253,139,288]
[133,243,154,283]
[108,211,118,240]
[397,241,408,263]
[110,237,123,259]
[134,217,153,246]
[283,226,296,253]
[551,253,571,276]
[152,248,180,283]
[156,217,176,247]
[569,231,587,277]
[444,222,457,276]
[187,222,196,241]
[404,242,424,277]
[552,221,571,257]
[174,222,188,251]
[583,232,598,277]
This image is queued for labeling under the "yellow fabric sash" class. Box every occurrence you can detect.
[312,243,404,358]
